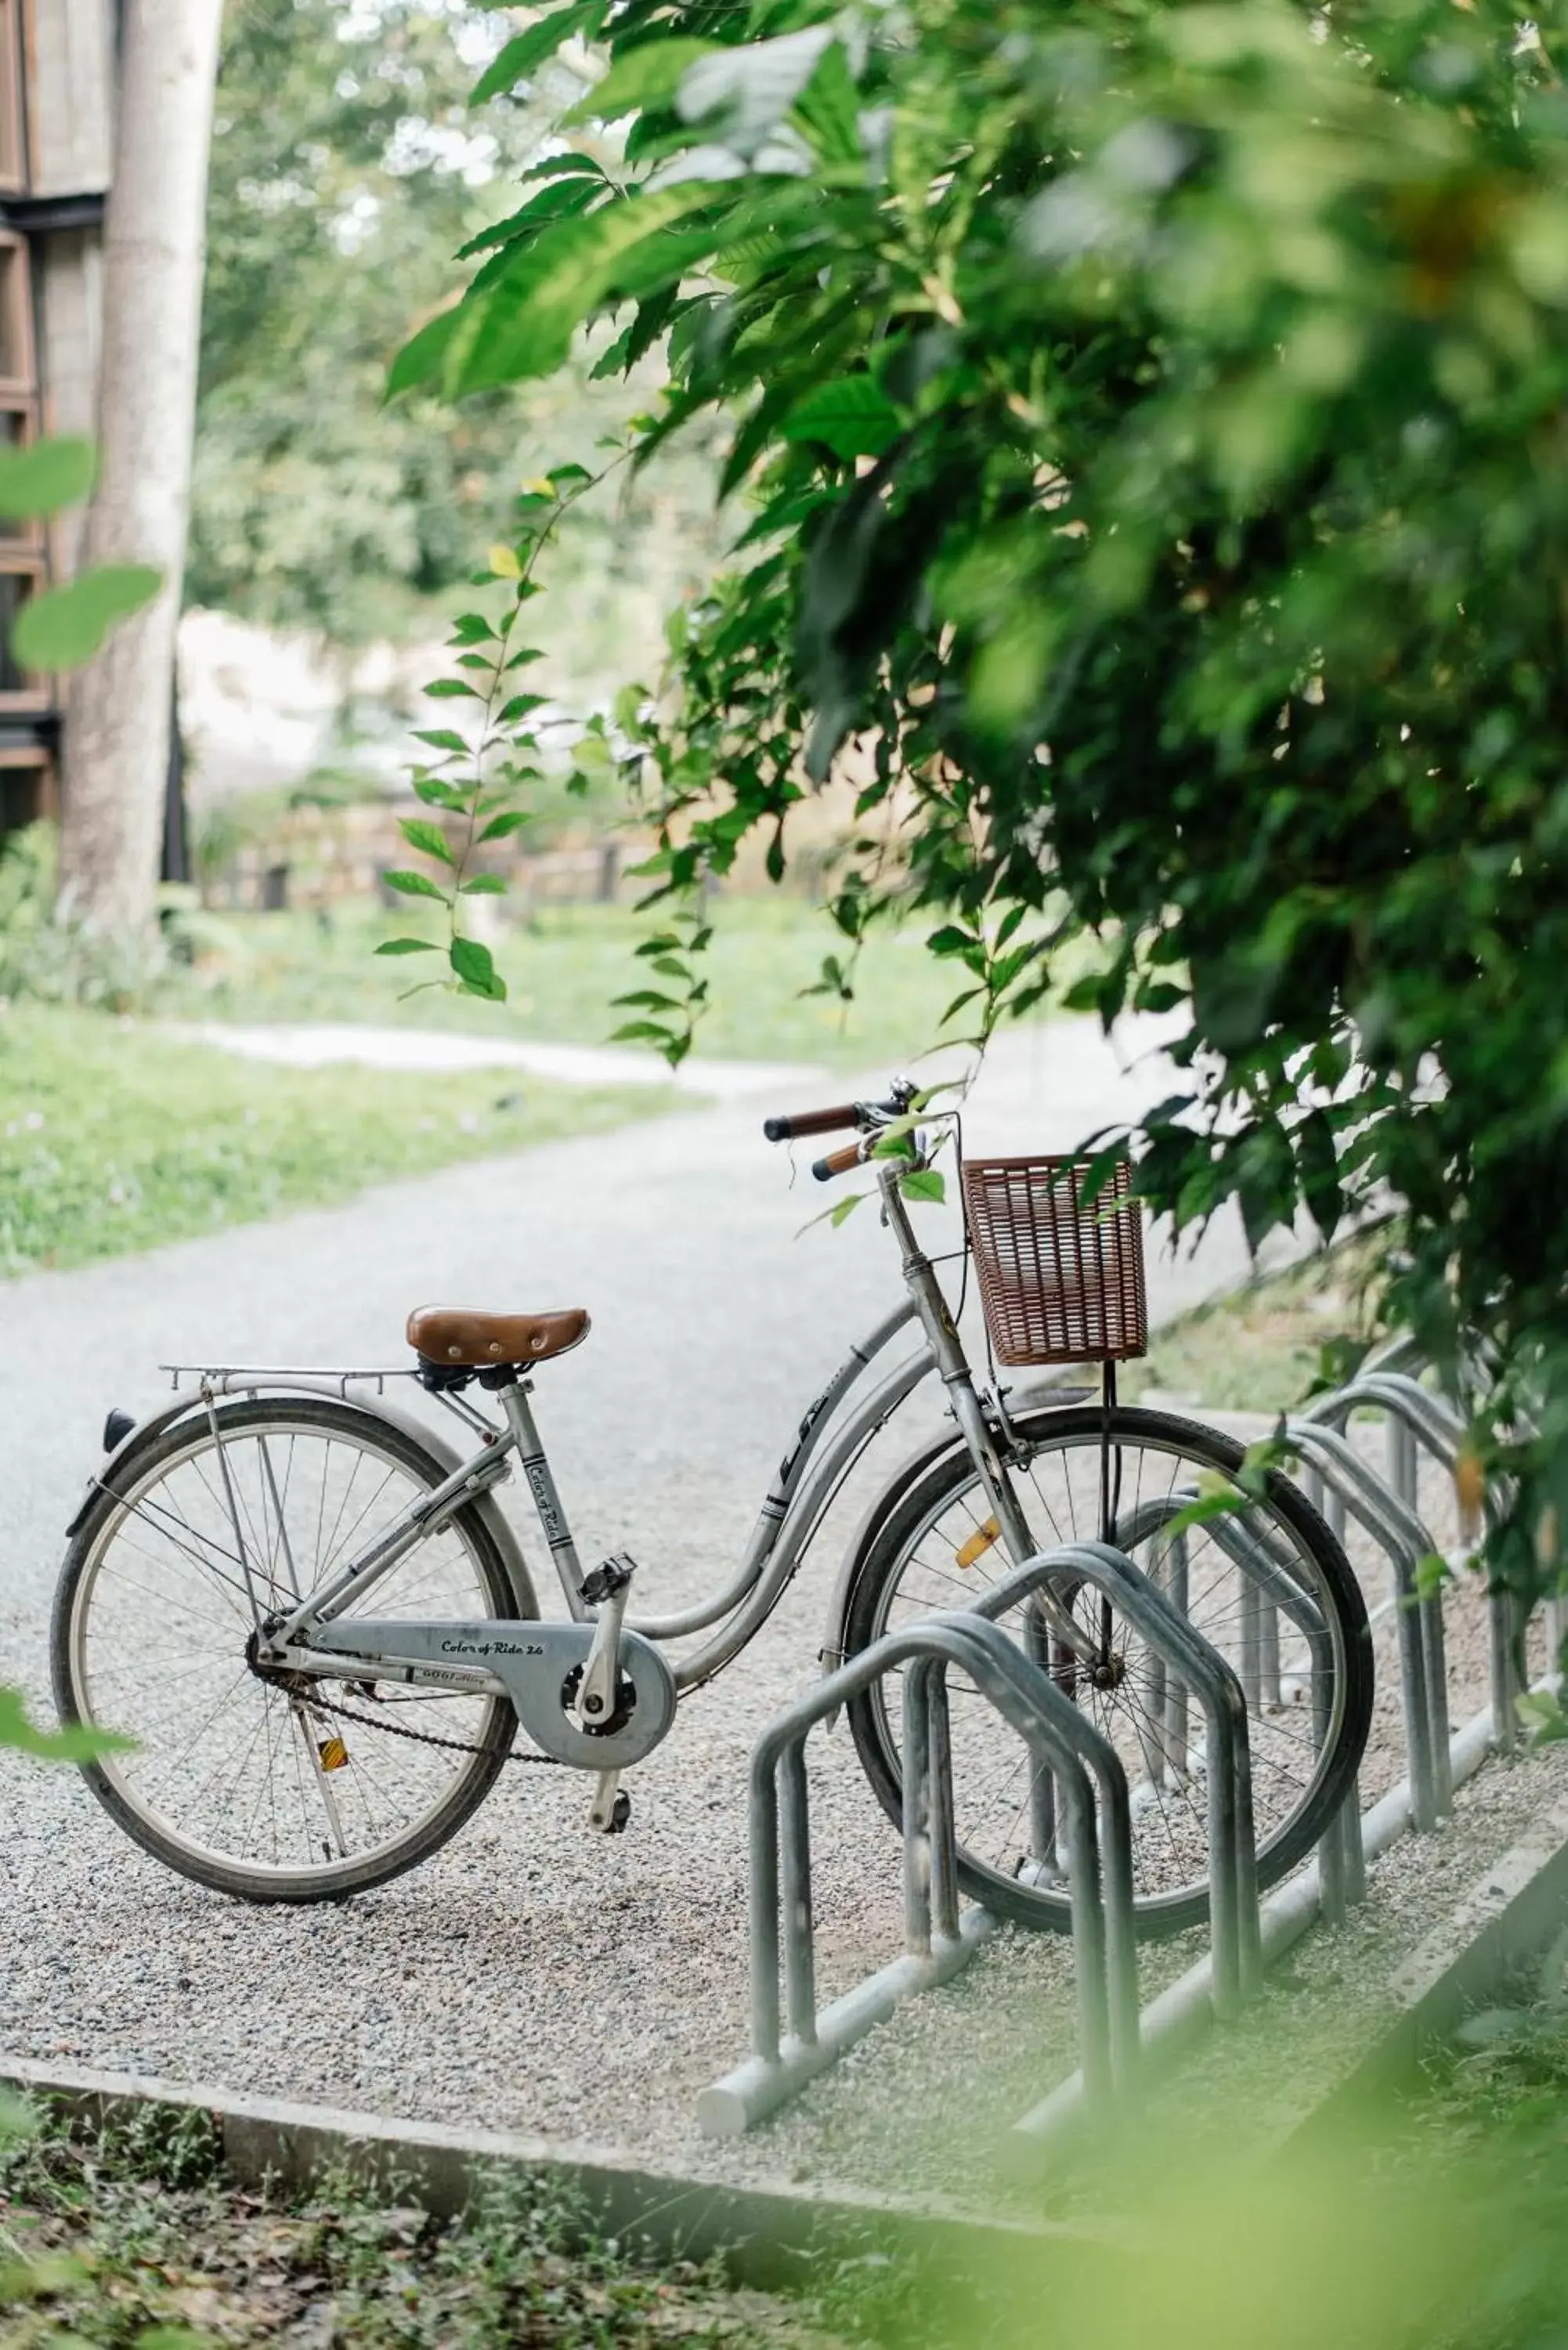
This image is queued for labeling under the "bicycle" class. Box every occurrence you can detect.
[51,1080,1373,1935]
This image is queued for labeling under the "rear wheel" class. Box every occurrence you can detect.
[844,1404,1373,1937]
[51,1397,528,1904]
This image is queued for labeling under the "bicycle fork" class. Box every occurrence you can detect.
[877,1163,1081,1651]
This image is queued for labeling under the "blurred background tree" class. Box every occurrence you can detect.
[191,0,726,666]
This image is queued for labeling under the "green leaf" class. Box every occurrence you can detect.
[610,1018,677,1043]
[796,38,862,165]
[830,1191,867,1226]
[0,1686,133,1762]
[414,728,471,754]
[459,873,508,893]
[901,1168,947,1205]
[450,934,506,998]
[445,186,730,395]
[782,375,902,461]
[469,2,606,107]
[522,152,611,185]
[424,677,479,699]
[12,565,161,672]
[413,779,470,810]
[1519,1689,1568,1746]
[564,38,721,126]
[386,305,460,399]
[677,27,834,146]
[456,174,604,260]
[613,990,680,1013]
[0,435,95,518]
[399,817,457,865]
[382,869,449,901]
[374,937,440,956]
[479,812,531,842]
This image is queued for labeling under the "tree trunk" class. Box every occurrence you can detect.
[56,0,223,934]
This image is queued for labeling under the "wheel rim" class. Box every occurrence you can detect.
[67,1415,511,1886]
[865,1423,1353,1919]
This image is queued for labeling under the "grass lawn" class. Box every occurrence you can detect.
[1121,1233,1387,1415]
[160,895,1037,1074]
[0,2095,837,2349]
[0,1005,669,1278]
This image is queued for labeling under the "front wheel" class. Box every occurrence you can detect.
[51,1397,529,1904]
[843,1404,1373,1938]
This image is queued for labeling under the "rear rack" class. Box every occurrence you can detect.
[159,1363,419,1397]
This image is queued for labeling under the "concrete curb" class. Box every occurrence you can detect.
[1006,1698,1505,2158]
[0,2052,1089,2290]
[1290,1780,1568,2140]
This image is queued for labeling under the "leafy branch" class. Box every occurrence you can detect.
[377,457,626,1001]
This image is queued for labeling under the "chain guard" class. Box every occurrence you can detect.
[303,1620,677,1770]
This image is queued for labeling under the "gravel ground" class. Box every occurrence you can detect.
[0,1010,1534,2217]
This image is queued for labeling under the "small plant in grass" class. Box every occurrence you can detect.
[0,2099,824,2348]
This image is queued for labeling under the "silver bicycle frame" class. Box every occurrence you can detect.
[255,1160,1079,1705]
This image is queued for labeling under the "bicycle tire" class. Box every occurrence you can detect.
[51,1396,530,1904]
[842,1402,1373,1937]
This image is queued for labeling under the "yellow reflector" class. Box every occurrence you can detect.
[317,1737,349,1772]
[955,1515,1001,1570]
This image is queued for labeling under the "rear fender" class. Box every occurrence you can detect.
[64,1381,539,1617]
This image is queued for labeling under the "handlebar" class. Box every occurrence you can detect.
[761,1101,861,1143]
[811,1141,866,1183]
[763,1076,916,1152]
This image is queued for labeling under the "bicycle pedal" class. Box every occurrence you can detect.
[580,1552,638,1607]
[588,1771,631,1835]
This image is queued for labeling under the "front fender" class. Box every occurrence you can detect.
[818,1382,1092,1674]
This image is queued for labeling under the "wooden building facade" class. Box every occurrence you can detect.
[1,0,115,835]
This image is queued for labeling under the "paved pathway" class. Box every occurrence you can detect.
[164,1020,819,1098]
[0,1014,1259,2175]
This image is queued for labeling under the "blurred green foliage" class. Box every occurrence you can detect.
[191,0,728,665]
[0,436,159,672]
[396,0,1568,1612]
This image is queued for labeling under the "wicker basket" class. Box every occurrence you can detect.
[960,1155,1148,1367]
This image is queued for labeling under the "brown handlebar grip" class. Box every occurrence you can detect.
[811,1141,865,1182]
[762,1101,859,1143]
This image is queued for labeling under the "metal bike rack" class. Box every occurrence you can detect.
[1010,1348,1552,2157]
[1328,1368,1523,1753]
[696,1608,1137,2136]
[962,1542,1262,2019]
[1278,1414,1445,1831]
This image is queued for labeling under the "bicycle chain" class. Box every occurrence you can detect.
[297,1683,569,1767]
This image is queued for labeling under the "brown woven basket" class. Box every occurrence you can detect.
[961,1155,1148,1367]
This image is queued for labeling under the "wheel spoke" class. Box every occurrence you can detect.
[854,1407,1366,1929]
[62,1403,517,1897]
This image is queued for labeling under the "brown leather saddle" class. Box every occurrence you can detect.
[406,1305,590,1369]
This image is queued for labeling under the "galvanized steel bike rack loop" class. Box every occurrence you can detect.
[969,1542,1262,2019]
[1323,1367,1526,1757]
[696,1611,1136,2138]
[1279,1415,1444,1834]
